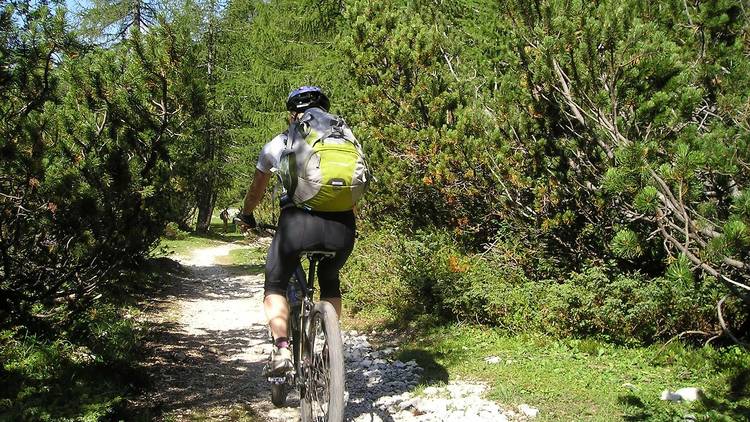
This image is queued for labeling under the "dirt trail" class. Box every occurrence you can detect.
[134,241,526,422]
[137,241,297,421]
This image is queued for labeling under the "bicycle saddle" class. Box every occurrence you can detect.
[302,250,337,259]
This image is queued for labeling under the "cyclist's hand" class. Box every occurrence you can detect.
[238,213,257,229]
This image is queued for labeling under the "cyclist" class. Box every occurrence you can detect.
[219,208,230,232]
[238,86,356,376]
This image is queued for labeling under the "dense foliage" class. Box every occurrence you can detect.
[2,1,750,412]
[1,0,209,330]
[337,0,750,342]
[2,0,749,418]
[1,1,226,417]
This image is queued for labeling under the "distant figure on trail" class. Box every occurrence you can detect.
[236,86,370,377]
[219,208,230,232]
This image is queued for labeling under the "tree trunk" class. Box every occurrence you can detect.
[195,186,216,233]
[195,7,219,234]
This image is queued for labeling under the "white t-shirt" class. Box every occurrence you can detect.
[256,133,288,173]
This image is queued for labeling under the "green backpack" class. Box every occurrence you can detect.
[278,107,371,212]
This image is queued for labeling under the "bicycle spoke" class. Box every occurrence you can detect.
[307,316,331,420]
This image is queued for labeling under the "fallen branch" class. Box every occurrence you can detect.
[717,295,749,348]
[654,330,714,358]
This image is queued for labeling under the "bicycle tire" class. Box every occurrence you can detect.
[300,301,345,422]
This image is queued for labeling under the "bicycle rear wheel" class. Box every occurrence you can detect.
[300,301,345,422]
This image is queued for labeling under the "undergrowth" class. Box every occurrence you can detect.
[0,304,146,421]
[342,225,747,346]
[394,325,750,421]
[0,236,190,421]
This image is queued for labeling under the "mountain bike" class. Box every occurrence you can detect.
[249,222,345,422]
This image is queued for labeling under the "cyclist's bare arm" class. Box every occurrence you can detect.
[243,169,271,214]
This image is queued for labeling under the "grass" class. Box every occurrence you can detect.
[0,304,148,421]
[156,219,249,258]
[391,324,750,421]
[215,246,267,267]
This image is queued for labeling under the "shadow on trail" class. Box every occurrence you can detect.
[129,255,274,419]
[398,349,450,385]
[135,323,268,417]
[158,262,264,301]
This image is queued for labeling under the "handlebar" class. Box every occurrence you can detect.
[258,222,277,231]
[233,216,276,232]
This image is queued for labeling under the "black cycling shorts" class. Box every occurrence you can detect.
[264,207,356,299]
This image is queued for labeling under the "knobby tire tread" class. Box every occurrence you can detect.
[300,301,345,422]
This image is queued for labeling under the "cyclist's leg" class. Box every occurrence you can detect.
[264,294,288,340]
[317,212,356,317]
[264,208,303,340]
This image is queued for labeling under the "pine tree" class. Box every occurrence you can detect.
[502,0,749,305]
[79,0,162,40]
[216,0,349,215]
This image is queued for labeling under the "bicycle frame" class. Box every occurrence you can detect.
[278,253,331,391]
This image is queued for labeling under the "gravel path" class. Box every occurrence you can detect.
[137,241,538,421]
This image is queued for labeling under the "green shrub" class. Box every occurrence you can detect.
[0,303,142,420]
[342,224,414,320]
[164,222,189,240]
[344,226,741,345]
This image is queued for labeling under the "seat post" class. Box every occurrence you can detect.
[307,255,318,291]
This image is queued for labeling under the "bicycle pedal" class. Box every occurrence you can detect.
[268,376,286,384]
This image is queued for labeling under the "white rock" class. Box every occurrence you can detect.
[423,386,439,395]
[459,410,483,422]
[519,404,539,418]
[484,355,502,364]
[488,413,508,422]
[482,402,502,414]
[416,398,449,414]
[353,413,383,422]
[398,398,417,410]
[661,387,703,402]
[449,410,467,419]
[675,387,703,402]
[448,384,467,399]
[342,336,512,422]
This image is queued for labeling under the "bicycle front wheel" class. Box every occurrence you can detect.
[300,301,345,422]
